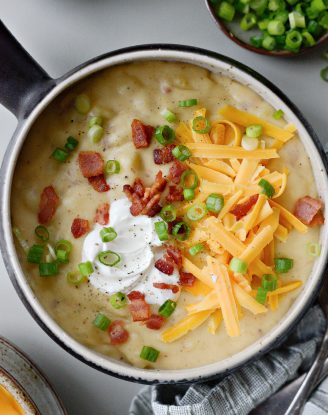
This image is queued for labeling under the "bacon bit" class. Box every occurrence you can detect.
[146,314,166,330]
[179,271,196,287]
[166,185,184,203]
[78,151,104,178]
[141,193,161,217]
[168,160,188,184]
[166,245,182,268]
[294,196,325,226]
[127,291,151,322]
[94,203,109,225]
[130,193,145,216]
[127,291,145,301]
[71,218,90,238]
[145,171,167,199]
[155,259,174,275]
[133,178,145,198]
[153,282,180,294]
[38,186,59,225]
[108,320,129,345]
[231,194,259,221]
[88,175,110,193]
[153,144,176,165]
[131,119,154,149]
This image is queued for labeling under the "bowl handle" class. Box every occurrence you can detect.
[0,20,55,118]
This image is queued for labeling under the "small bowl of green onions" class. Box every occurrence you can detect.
[206,0,328,55]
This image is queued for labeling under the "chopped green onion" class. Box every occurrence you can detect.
[241,135,259,151]
[93,313,111,331]
[34,225,49,242]
[306,6,320,19]
[240,13,257,30]
[140,346,160,362]
[180,169,199,190]
[88,124,104,143]
[184,188,195,201]
[250,34,264,47]
[154,221,169,241]
[302,31,316,47]
[39,262,58,277]
[267,20,286,35]
[273,109,284,119]
[187,203,208,221]
[192,116,211,134]
[88,116,103,128]
[250,0,268,13]
[161,108,177,123]
[27,245,44,264]
[78,261,94,277]
[236,1,250,13]
[321,66,328,82]
[56,249,69,263]
[158,300,177,317]
[172,221,191,241]
[105,159,120,175]
[261,274,278,291]
[189,243,204,256]
[274,257,293,273]
[172,145,191,161]
[276,34,287,48]
[285,30,303,51]
[13,227,29,252]
[51,148,69,162]
[65,136,79,152]
[307,20,323,37]
[229,257,248,274]
[74,94,90,114]
[217,1,236,21]
[256,287,268,304]
[246,124,263,138]
[100,227,117,243]
[160,204,177,223]
[262,34,277,50]
[311,0,326,12]
[154,125,175,145]
[110,292,128,309]
[275,10,289,23]
[289,11,306,29]
[206,193,224,213]
[67,271,86,285]
[268,0,286,11]
[98,251,121,267]
[55,240,72,255]
[307,242,321,257]
[258,19,269,30]
[258,178,275,198]
[319,12,328,29]
[178,98,198,107]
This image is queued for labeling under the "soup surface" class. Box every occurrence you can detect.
[12,61,323,369]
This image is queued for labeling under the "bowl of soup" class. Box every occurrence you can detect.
[1,23,328,384]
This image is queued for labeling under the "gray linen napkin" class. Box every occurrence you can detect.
[130,306,327,415]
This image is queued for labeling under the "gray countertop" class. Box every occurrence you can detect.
[0,0,327,414]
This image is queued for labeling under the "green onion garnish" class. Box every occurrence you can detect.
[64,136,79,152]
[140,346,160,362]
[256,287,268,304]
[262,34,276,51]
[51,148,69,162]
[261,274,278,291]
[229,257,248,274]
[273,109,284,120]
[240,13,257,30]
[258,178,275,198]
[183,188,195,201]
[172,145,191,161]
[56,249,69,263]
[78,261,94,277]
[178,98,198,107]
[74,94,90,114]
[93,313,111,331]
[34,225,49,242]
[27,245,44,264]
[289,11,306,28]
[160,204,177,223]
[154,125,175,145]
[154,221,169,241]
[216,1,236,22]
[250,35,264,48]
[307,242,321,257]
[274,257,293,273]
[302,31,316,47]
[285,30,303,51]
[321,66,328,82]
[161,108,177,123]
[39,262,58,277]
[88,116,103,129]
[67,271,86,285]
[189,243,204,256]
[105,160,120,175]
[206,193,224,213]
[187,203,208,221]
[172,221,191,241]
[268,20,286,35]
[180,169,199,190]
[55,239,72,255]
[100,227,117,243]
[98,251,121,267]
[250,0,268,13]
[158,300,177,317]
[88,125,104,143]
[192,116,211,134]
[110,292,128,309]
[311,0,326,13]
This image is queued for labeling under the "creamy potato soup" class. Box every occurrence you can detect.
[12,62,324,369]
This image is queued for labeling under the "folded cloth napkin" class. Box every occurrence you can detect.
[130,306,327,415]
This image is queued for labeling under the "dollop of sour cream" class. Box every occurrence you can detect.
[82,197,180,305]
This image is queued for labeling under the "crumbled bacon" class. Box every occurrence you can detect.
[130,193,145,216]
[141,193,161,217]
[179,271,196,287]
[153,282,180,294]
[94,203,109,225]
[165,245,182,268]
[153,144,176,165]
[166,185,184,203]
[230,194,259,221]
[146,315,166,330]
[131,119,154,149]
[127,291,151,322]
[108,320,129,345]
[294,196,325,226]
[38,186,59,225]
[168,160,188,184]
[133,178,145,198]
[71,218,90,238]
[78,151,104,178]
[145,171,167,199]
[88,175,110,193]
[127,291,145,301]
[154,259,174,275]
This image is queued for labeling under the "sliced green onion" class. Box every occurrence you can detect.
[262,34,276,50]
[246,124,263,138]
[250,0,268,13]
[250,34,264,47]
[274,257,293,273]
[180,169,199,190]
[88,124,104,143]
[27,245,44,264]
[192,116,211,134]
[56,249,69,263]
[319,12,328,29]
[321,66,328,82]
[65,136,79,152]
[55,240,72,255]
[241,135,259,151]
[74,94,90,114]
[240,13,257,30]
[306,6,320,19]
[187,203,208,221]
[206,193,224,213]
[285,30,303,51]
[13,227,29,252]
[154,125,175,145]
[161,108,177,123]
[93,313,111,331]
[100,227,117,243]
[88,116,103,128]
[160,204,177,223]
[236,1,250,13]
[289,11,306,29]
[276,34,287,48]
[51,148,69,162]
[39,262,58,277]
[311,0,326,12]
[105,159,120,175]
[189,243,204,256]
[268,0,286,12]
[275,10,289,23]
[140,346,160,362]
[98,251,121,267]
[67,271,86,285]
[229,257,248,274]
[172,145,191,161]
[110,292,128,309]
[183,188,195,201]
[261,274,278,291]
[154,221,169,241]
[273,109,284,119]
[158,300,177,317]
[35,225,49,242]
[78,261,94,276]
[302,31,316,47]
[178,99,198,107]
[256,287,268,304]
[258,19,269,30]
[307,20,323,37]
[267,20,286,35]
[172,222,191,241]
[307,242,321,257]
[258,178,275,198]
